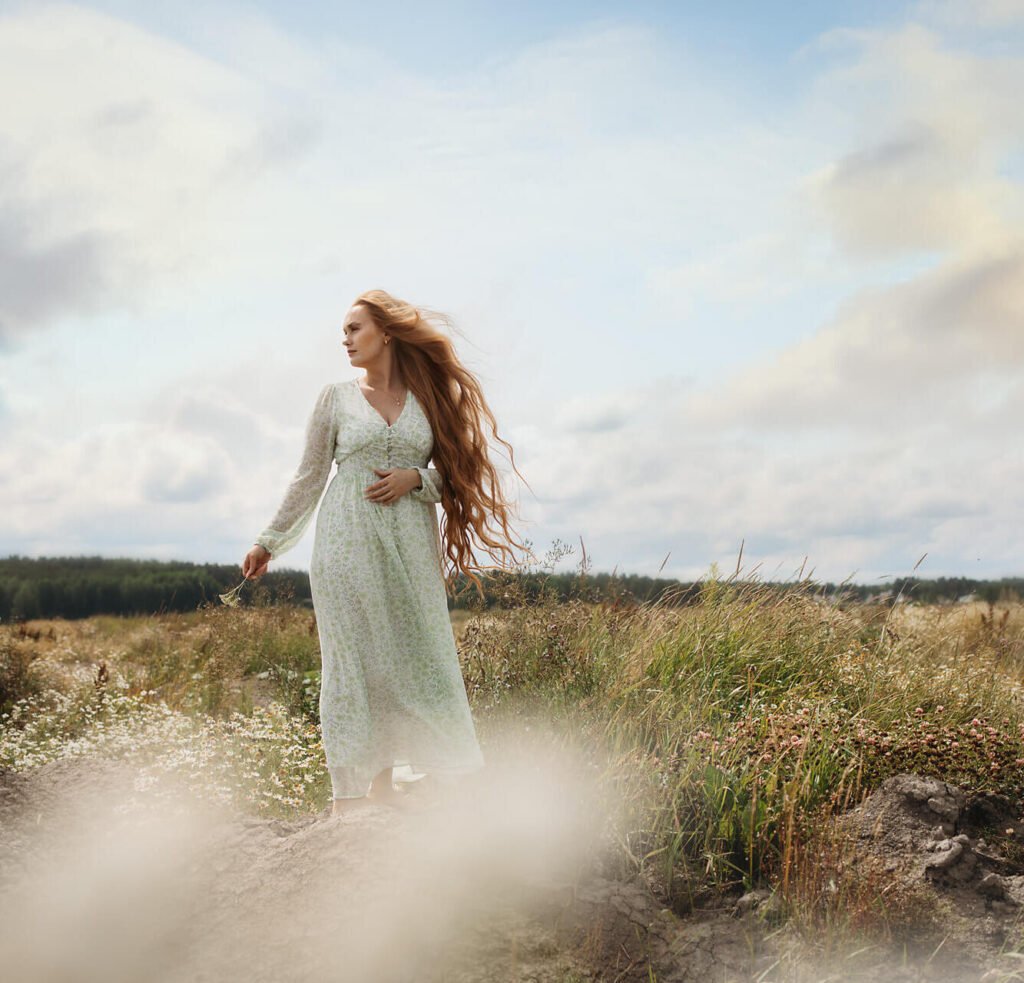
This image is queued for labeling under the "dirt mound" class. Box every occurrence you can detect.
[587,773,1024,983]
[0,752,607,982]
[0,750,753,982]
[7,759,1024,982]
[832,773,1024,977]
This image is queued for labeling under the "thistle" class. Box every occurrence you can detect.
[218,577,251,607]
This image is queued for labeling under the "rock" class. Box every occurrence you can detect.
[829,773,1024,976]
[924,841,963,872]
[947,850,978,882]
[757,892,784,925]
[734,889,771,917]
[902,777,935,803]
[922,830,989,886]
[977,873,1011,902]
[928,795,961,822]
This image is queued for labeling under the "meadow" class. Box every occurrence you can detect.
[3,565,1024,969]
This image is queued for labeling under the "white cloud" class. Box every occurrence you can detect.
[1,2,1022,582]
[682,244,1024,433]
[513,9,1024,581]
[0,2,313,342]
[812,119,1012,258]
[801,23,1024,261]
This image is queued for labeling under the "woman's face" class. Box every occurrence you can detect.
[342,304,387,368]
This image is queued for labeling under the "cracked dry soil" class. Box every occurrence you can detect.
[5,759,1024,982]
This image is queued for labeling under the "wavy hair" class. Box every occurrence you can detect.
[353,289,534,598]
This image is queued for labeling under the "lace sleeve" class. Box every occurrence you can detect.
[409,466,443,504]
[254,383,338,559]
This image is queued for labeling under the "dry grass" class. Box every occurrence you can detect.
[3,566,1024,950]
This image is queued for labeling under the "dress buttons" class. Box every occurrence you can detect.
[385,426,394,516]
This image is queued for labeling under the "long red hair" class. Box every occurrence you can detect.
[353,289,533,598]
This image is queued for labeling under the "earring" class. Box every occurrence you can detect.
[384,337,390,345]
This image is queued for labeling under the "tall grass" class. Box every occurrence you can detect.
[458,566,1024,929]
[2,560,1024,944]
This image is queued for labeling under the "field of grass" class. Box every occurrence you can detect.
[3,570,1024,957]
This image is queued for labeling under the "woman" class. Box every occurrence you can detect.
[241,289,529,816]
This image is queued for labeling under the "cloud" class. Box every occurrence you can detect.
[510,5,1024,581]
[0,138,133,342]
[135,434,233,505]
[813,120,1007,258]
[509,371,1020,583]
[801,22,1024,261]
[0,2,1021,582]
[0,201,120,344]
[682,243,1024,433]
[0,381,288,558]
[0,2,317,344]
[672,14,1024,436]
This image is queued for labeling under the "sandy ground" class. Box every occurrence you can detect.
[9,753,1021,982]
[0,747,781,983]
[0,749,626,982]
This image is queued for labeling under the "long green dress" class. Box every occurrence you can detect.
[254,378,485,798]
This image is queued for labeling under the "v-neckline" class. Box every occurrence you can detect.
[353,378,412,429]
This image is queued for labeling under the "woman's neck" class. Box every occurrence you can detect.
[361,367,403,391]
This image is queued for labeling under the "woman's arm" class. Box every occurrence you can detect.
[409,466,443,504]
[254,383,338,559]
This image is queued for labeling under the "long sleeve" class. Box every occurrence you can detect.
[409,465,443,504]
[255,383,337,560]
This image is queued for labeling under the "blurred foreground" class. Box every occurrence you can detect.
[3,576,1024,980]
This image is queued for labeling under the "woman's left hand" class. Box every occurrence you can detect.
[365,467,420,505]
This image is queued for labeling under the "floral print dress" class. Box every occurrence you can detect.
[254,378,485,798]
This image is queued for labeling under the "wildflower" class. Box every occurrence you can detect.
[219,577,251,607]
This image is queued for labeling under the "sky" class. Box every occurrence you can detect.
[1,0,1022,587]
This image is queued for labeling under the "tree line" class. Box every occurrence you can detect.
[0,555,1020,622]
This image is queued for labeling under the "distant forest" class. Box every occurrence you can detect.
[0,555,1020,623]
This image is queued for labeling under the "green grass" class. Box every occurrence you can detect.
[2,562,1024,949]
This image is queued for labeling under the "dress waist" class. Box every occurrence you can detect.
[332,459,424,485]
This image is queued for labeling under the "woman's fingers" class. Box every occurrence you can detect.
[366,468,416,504]
[242,548,270,579]
[365,480,394,503]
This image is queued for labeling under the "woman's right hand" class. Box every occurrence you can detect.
[243,544,271,580]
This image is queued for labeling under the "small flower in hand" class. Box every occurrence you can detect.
[219,578,249,607]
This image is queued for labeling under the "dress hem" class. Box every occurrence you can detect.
[328,757,485,798]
